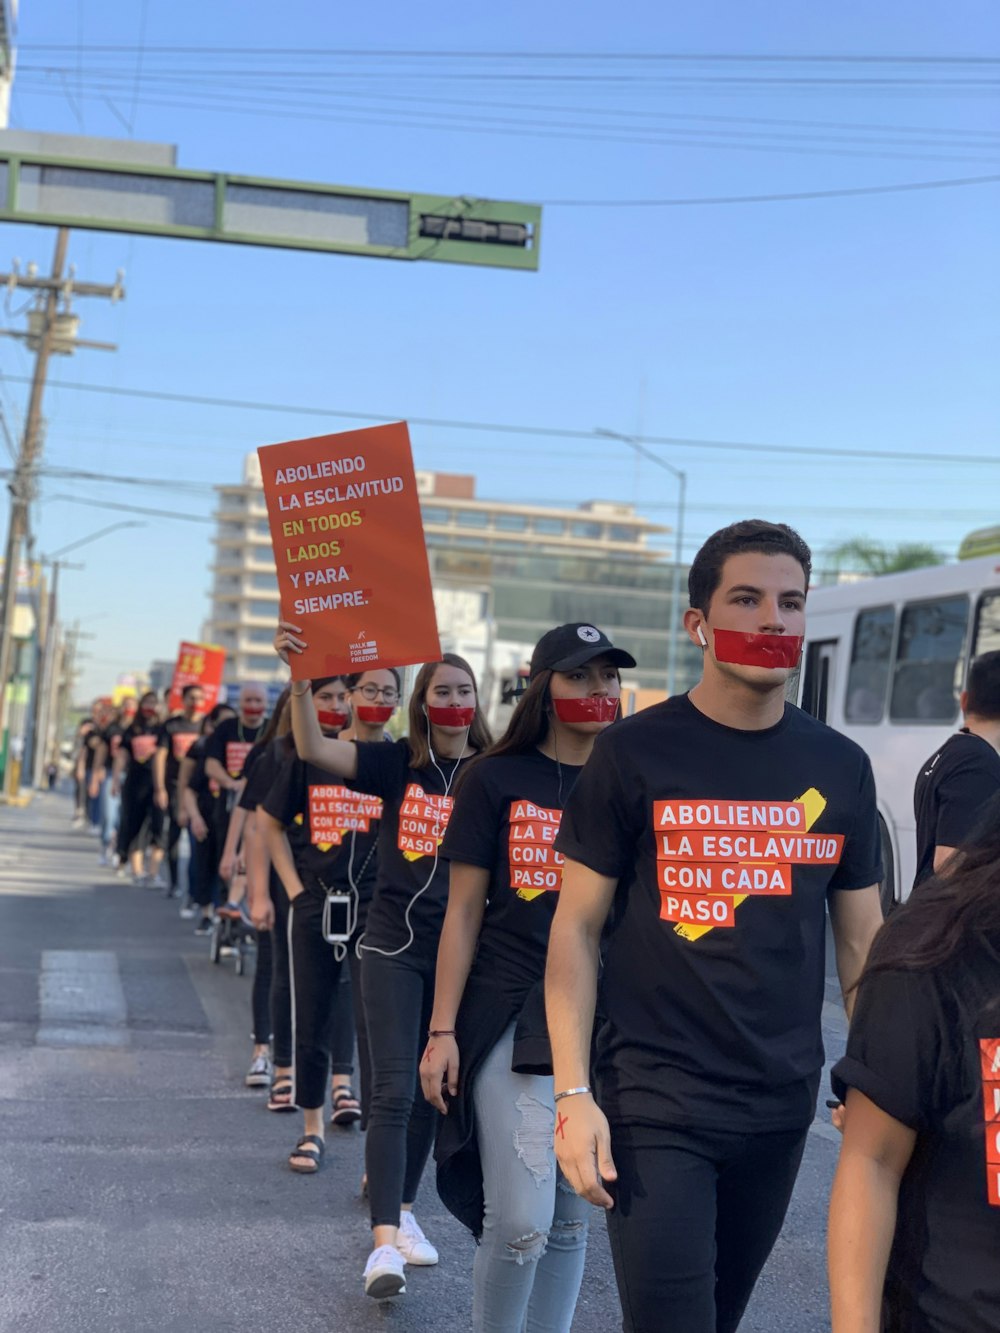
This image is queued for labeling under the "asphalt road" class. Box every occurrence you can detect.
[0,790,846,1332]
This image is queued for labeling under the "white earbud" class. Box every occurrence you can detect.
[697,625,709,648]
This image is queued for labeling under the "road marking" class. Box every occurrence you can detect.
[37,950,128,1047]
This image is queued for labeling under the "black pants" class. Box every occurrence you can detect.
[288,892,345,1109]
[606,1123,808,1333]
[189,812,224,909]
[119,775,164,859]
[361,948,438,1228]
[252,928,272,1046]
[164,791,184,889]
[267,872,292,1068]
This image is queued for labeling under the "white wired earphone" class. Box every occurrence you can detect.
[357,707,470,959]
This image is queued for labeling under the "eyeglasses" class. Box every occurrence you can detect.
[354,683,400,703]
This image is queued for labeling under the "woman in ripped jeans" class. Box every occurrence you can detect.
[422,622,634,1332]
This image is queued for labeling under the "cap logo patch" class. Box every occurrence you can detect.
[577,626,601,643]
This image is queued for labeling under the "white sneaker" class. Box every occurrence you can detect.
[244,1053,273,1088]
[395,1211,439,1266]
[363,1245,406,1299]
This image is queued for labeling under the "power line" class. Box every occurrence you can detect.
[23,375,1000,467]
[16,46,1000,63]
[542,172,1000,205]
[47,493,214,522]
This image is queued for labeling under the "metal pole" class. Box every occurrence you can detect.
[666,471,687,698]
[30,559,60,788]
[595,428,687,697]
[0,227,70,767]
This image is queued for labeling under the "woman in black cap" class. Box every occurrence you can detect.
[420,623,634,1333]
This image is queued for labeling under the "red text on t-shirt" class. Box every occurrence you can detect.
[979,1038,1000,1207]
[398,783,453,858]
[308,785,383,846]
[225,741,252,779]
[508,799,564,895]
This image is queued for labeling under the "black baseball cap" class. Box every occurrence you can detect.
[529,624,637,679]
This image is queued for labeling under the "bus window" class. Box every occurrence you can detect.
[845,606,894,723]
[801,640,836,722]
[973,590,1000,656]
[889,595,968,724]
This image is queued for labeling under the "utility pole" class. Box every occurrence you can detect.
[0,229,124,795]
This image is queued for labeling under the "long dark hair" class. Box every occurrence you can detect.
[406,653,493,770]
[257,685,292,748]
[863,796,1000,981]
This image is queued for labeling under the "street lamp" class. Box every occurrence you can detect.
[595,428,687,698]
[24,520,146,790]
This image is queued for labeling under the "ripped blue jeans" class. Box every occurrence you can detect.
[472,1024,590,1333]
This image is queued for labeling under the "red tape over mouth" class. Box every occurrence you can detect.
[426,705,476,727]
[317,709,349,730]
[355,704,394,724]
[552,697,620,724]
[712,629,803,669]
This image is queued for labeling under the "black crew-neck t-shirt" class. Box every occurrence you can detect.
[205,717,264,780]
[101,723,125,764]
[238,737,291,812]
[354,737,472,961]
[833,955,1000,1333]
[913,732,1000,887]
[156,716,201,791]
[122,720,161,774]
[264,749,382,902]
[555,693,882,1133]
[441,749,582,1001]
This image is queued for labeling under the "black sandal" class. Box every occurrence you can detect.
[289,1134,325,1174]
[331,1086,362,1127]
[268,1077,296,1113]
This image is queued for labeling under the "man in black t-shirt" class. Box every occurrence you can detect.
[912,649,1000,887]
[154,683,205,897]
[547,519,884,1333]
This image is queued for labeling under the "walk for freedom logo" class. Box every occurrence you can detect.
[349,630,379,665]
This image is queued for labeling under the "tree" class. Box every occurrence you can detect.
[827,538,944,577]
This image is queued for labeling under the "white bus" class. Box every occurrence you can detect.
[798,553,1000,911]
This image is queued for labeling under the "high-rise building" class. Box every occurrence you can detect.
[204,455,699,693]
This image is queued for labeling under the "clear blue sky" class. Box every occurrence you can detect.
[1,0,997,697]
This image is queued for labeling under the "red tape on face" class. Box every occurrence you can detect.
[712,629,803,669]
[355,705,394,724]
[317,709,348,730]
[552,697,620,724]
[426,705,476,727]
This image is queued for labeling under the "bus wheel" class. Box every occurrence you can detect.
[878,816,897,918]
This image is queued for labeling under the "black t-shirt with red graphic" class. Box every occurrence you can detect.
[555,693,882,1133]
[156,716,201,791]
[354,738,473,962]
[833,953,1000,1333]
[204,716,264,782]
[441,750,582,1000]
[264,750,382,902]
[122,720,161,775]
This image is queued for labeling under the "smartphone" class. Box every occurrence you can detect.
[322,892,353,944]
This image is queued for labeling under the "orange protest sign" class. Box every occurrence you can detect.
[167,641,227,713]
[257,423,440,680]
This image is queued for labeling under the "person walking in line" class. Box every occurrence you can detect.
[154,684,205,899]
[546,520,885,1333]
[93,697,136,868]
[828,808,1000,1333]
[275,620,492,1302]
[113,690,168,886]
[180,704,236,930]
[422,623,635,1333]
[260,674,387,1170]
[912,649,1000,887]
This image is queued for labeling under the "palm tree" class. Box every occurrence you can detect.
[827,538,944,577]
